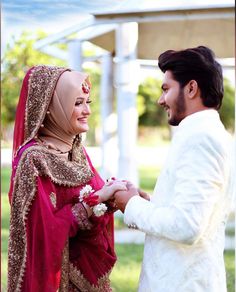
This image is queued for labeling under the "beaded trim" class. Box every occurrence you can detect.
[8,144,94,291]
[69,263,112,292]
[59,240,70,292]
[49,192,57,208]
[71,203,92,230]
[22,65,70,150]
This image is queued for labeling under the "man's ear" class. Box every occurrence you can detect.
[187,80,198,99]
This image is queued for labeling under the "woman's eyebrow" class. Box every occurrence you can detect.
[76,97,84,101]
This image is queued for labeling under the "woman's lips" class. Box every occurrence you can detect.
[77,118,87,123]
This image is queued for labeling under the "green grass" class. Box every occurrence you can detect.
[1,166,235,291]
[138,165,160,193]
[110,244,144,292]
[224,250,235,292]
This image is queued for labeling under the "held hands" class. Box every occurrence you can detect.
[96,180,128,203]
[114,181,150,213]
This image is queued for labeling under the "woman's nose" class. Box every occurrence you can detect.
[83,104,91,114]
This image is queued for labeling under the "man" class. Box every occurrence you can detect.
[114,46,232,292]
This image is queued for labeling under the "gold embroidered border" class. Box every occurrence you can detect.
[24,144,94,187]
[8,150,38,291]
[59,240,69,292]
[24,65,70,148]
[71,203,92,230]
[8,143,94,291]
[69,263,112,292]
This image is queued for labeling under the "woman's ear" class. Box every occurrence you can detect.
[187,80,198,99]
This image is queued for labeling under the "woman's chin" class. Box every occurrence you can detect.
[77,126,89,134]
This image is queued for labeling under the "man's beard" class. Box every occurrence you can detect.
[168,88,186,126]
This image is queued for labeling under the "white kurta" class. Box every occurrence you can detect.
[124,110,232,292]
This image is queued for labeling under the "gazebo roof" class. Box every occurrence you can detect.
[35,1,235,59]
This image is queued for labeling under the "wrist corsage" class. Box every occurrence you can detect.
[79,185,107,217]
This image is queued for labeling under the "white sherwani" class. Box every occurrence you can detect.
[124,110,232,292]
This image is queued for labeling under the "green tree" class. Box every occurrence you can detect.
[1,31,66,137]
[219,78,235,131]
[138,77,167,127]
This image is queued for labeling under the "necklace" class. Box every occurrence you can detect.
[35,137,72,156]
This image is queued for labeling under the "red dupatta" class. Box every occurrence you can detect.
[8,66,116,292]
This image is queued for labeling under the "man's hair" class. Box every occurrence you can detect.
[158,46,223,109]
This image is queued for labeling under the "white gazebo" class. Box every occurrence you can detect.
[35,1,235,184]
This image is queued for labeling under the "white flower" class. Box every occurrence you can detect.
[93,203,107,217]
[79,185,94,201]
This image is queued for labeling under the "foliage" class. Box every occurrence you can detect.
[1,31,66,132]
[219,78,235,131]
[138,77,167,127]
[138,77,235,130]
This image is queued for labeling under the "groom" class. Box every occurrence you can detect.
[114,46,232,292]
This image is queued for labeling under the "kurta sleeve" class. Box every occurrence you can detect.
[124,135,228,245]
[70,202,92,231]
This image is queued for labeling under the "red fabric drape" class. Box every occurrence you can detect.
[12,67,34,158]
[9,142,116,291]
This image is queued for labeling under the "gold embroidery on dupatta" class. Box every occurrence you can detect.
[71,203,92,230]
[50,192,57,208]
[69,263,112,292]
[8,144,94,292]
[59,240,69,292]
[23,65,70,149]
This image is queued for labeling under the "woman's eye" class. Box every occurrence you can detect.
[75,102,82,106]
[86,100,92,104]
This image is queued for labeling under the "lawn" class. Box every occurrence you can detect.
[1,166,235,291]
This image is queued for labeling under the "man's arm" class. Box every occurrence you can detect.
[122,136,228,245]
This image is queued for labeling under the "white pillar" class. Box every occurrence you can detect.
[100,53,118,179]
[68,40,82,70]
[115,22,139,185]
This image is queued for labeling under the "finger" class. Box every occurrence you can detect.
[113,185,127,192]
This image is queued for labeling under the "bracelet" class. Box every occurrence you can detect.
[79,185,107,217]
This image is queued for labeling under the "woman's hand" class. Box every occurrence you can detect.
[96,180,128,203]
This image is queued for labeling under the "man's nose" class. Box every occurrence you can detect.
[158,94,165,106]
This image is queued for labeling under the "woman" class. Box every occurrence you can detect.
[8,65,127,291]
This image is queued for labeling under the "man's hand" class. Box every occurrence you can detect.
[114,182,139,213]
[138,189,150,201]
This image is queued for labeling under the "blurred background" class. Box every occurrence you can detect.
[1,0,235,291]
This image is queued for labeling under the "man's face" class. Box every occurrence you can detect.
[158,70,187,126]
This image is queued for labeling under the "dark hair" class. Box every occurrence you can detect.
[158,46,224,109]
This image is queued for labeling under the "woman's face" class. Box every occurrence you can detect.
[70,94,92,134]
